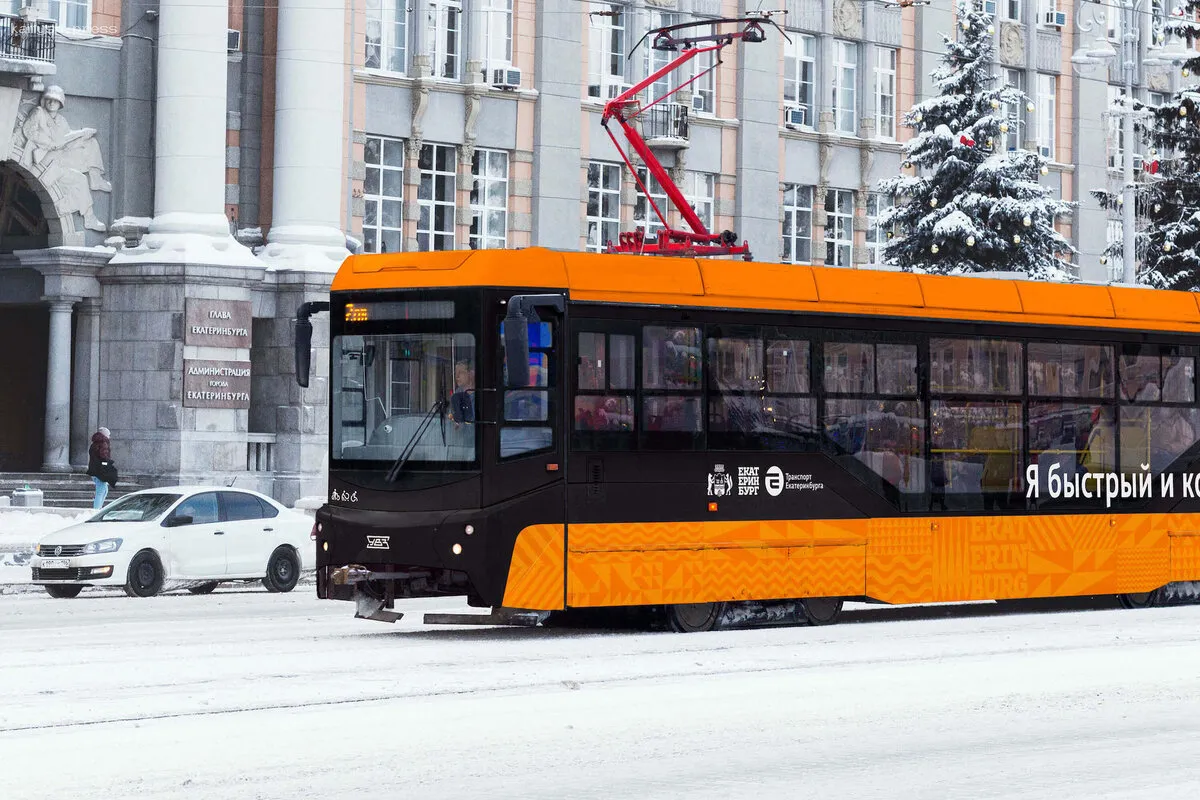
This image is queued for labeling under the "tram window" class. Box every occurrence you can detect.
[573,329,636,450]
[499,319,554,459]
[1120,406,1200,473]
[1029,403,1111,494]
[578,332,605,391]
[825,399,925,494]
[877,343,917,396]
[824,342,874,394]
[708,337,764,392]
[1119,350,1195,404]
[644,395,702,433]
[929,401,1023,510]
[609,334,635,390]
[765,340,809,393]
[643,326,702,390]
[708,332,815,450]
[930,338,1022,395]
[1027,343,1114,399]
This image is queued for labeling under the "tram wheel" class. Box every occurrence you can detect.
[799,597,844,626]
[1119,589,1163,609]
[666,602,725,633]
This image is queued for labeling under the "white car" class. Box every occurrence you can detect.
[30,486,314,599]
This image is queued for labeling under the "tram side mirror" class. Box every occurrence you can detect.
[503,306,532,389]
[503,294,565,389]
[295,318,314,388]
[293,301,330,388]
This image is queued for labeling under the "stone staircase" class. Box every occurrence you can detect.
[0,472,146,509]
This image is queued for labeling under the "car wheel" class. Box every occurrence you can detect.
[124,550,164,598]
[262,547,300,593]
[187,582,219,595]
[45,584,83,599]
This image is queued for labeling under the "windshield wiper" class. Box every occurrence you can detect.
[385,398,448,482]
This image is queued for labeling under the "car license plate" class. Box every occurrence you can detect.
[40,558,70,569]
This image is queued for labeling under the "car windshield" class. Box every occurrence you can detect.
[332,331,477,467]
[88,493,182,522]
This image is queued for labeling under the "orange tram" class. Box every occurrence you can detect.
[294,247,1200,632]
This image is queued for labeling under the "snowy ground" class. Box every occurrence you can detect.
[2,584,1199,799]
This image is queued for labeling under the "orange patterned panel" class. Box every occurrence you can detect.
[567,544,864,608]
[501,524,565,611]
[522,513,1200,610]
[1169,531,1200,583]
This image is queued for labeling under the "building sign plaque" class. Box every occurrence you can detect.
[183,359,252,409]
[185,299,252,348]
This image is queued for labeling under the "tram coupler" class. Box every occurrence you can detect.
[423,607,546,627]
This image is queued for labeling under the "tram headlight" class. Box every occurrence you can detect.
[452,543,463,555]
[465,524,474,535]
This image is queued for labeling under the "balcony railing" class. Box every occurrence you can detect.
[0,14,55,64]
[642,102,689,148]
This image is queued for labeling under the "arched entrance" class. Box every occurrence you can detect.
[0,161,54,470]
[0,161,50,252]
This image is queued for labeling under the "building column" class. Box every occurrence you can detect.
[258,0,350,271]
[42,297,77,473]
[69,297,101,468]
[110,0,260,267]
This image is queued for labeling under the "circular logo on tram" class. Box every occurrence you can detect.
[764,466,784,497]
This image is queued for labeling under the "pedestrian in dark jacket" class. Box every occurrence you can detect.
[86,427,115,509]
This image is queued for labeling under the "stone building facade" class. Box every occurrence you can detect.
[0,0,1180,502]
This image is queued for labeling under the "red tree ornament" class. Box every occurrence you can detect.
[959,133,976,147]
[1146,159,1160,175]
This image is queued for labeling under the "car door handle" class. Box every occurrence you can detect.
[214,531,225,535]
[263,527,273,532]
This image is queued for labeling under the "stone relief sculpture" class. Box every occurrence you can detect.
[833,0,863,39]
[11,85,111,232]
[999,23,1025,66]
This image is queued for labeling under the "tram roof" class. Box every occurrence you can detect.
[332,247,1200,335]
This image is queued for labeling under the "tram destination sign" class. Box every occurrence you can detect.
[185,298,252,348]
[183,359,252,409]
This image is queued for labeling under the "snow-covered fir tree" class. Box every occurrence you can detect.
[878,0,1075,278]
[1093,4,1200,291]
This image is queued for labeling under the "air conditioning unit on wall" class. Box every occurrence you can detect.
[228,29,241,53]
[491,66,521,90]
[1042,10,1066,28]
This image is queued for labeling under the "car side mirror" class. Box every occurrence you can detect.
[503,294,564,389]
[165,515,193,527]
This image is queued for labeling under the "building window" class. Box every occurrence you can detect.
[684,171,715,233]
[47,0,90,31]
[1038,73,1056,159]
[363,135,405,254]
[425,0,463,80]
[832,40,858,135]
[825,189,854,267]
[1006,0,1021,21]
[365,0,408,72]
[1003,68,1025,151]
[470,149,508,250]
[689,47,716,114]
[473,0,513,77]
[644,9,679,104]
[587,3,626,99]
[634,167,670,239]
[866,193,895,268]
[783,33,816,128]
[418,144,456,251]
[782,184,813,264]
[1107,84,1125,169]
[587,161,622,253]
[875,48,897,139]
